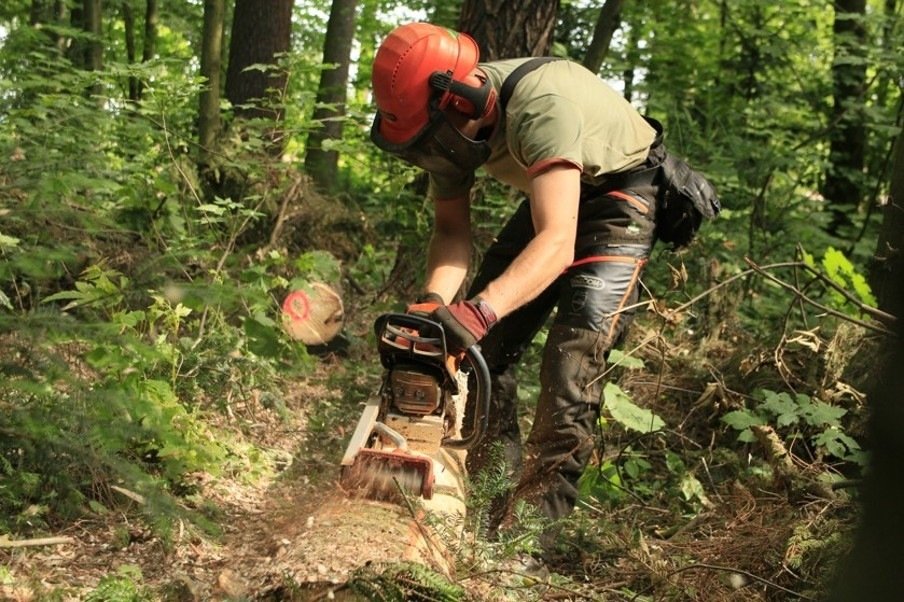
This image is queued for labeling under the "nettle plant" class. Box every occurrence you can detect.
[722,388,866,466]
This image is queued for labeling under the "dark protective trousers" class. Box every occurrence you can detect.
[465,155,662,524]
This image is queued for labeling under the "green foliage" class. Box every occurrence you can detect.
[602,382,665,434]
[0,3,895,597]
[348,562,466,602]
[722,389,866,465]
[581,377,716,511]
[807,246,878,308]
[464,443,513,540]
[579,443,713,513]
[85,565,151,602]
[0,17,319,537]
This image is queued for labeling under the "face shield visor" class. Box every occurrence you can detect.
[371,105,492,178]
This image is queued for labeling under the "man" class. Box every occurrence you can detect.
[369,22,684,538]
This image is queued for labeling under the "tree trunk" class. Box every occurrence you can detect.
[29,0,67,51]
[67,0,103,85]
[829,107,904,602]
[823,0,867,237]
[870,105,904,314]
[303,0,360,193]
[198,0,226,163]
[622,19,639,102]
[84,0,103,72]
[582,0,625,75]
[457,0,559,59]
[136,0,157,99]
[225,0,292,129]
[122,0,138,102]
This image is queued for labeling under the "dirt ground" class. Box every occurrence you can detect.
[0,320,858,602]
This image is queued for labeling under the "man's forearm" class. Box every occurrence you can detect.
[424,229,470,303]
[478,229,573,318]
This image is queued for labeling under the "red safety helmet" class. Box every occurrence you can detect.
[372,23,494,145]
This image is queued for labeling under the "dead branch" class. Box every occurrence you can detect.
[0,536,74,549]
[664,259,894,335]
[744,258,895,327]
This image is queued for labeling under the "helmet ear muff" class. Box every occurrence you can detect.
[450,94,476,116]
[430,71,495,120]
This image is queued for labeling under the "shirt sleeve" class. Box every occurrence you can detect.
[507,94,585,177]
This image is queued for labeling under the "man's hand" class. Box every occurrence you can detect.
[431,298,498,353]
[406,292,445,316]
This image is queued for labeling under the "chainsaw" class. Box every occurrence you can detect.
[339,313,491,502]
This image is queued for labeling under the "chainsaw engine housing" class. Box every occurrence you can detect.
[388,364,443,416]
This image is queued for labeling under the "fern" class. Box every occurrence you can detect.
[84,565,150,602]
[348,563,465,602]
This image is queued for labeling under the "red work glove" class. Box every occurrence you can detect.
[431,298,498,354]
[406,292,445,316]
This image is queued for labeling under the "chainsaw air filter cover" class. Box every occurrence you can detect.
[389,367,442,415]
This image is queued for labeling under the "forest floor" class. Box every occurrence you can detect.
[0,306,862,601]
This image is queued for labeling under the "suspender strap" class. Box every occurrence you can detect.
[499,57,564,112]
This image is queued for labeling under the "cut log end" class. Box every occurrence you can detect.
[282,282,344,345]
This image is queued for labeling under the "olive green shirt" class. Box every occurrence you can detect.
[429,58,656,200]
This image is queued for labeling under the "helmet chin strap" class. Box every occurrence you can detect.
[429,71,496,119]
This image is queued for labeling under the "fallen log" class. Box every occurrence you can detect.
[262,448,469,600]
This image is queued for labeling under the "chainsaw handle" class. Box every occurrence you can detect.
[441,343,491,450]
[375,313,446,355]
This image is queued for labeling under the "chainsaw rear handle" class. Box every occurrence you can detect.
[373,313,491,451]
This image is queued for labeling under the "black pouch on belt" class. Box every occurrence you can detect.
[656,154,721,249]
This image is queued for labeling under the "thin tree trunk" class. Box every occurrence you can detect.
[582,0,625,75]
[622,20,639,102]
[304,0,360,193]
[199,0,225,163]
[29,0,67,50]
[84,0,103,72]
[122,0,138,102]
[823,0,867,236]
[76,0,103,100]
[136,0,157,99]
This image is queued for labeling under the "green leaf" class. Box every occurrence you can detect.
[115,310,146,328]
[608,349,645,370]
[738,429,757,443]
[800,398,847,427]
[822,247,877,307]
[196,203,226,215]
[813,428,858,459]
[603,383,665,433]
[722,409,766,431]
[758,390,799,425]
[680,473,711,507]
[0,232,20,249]
[42,290,89,303]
